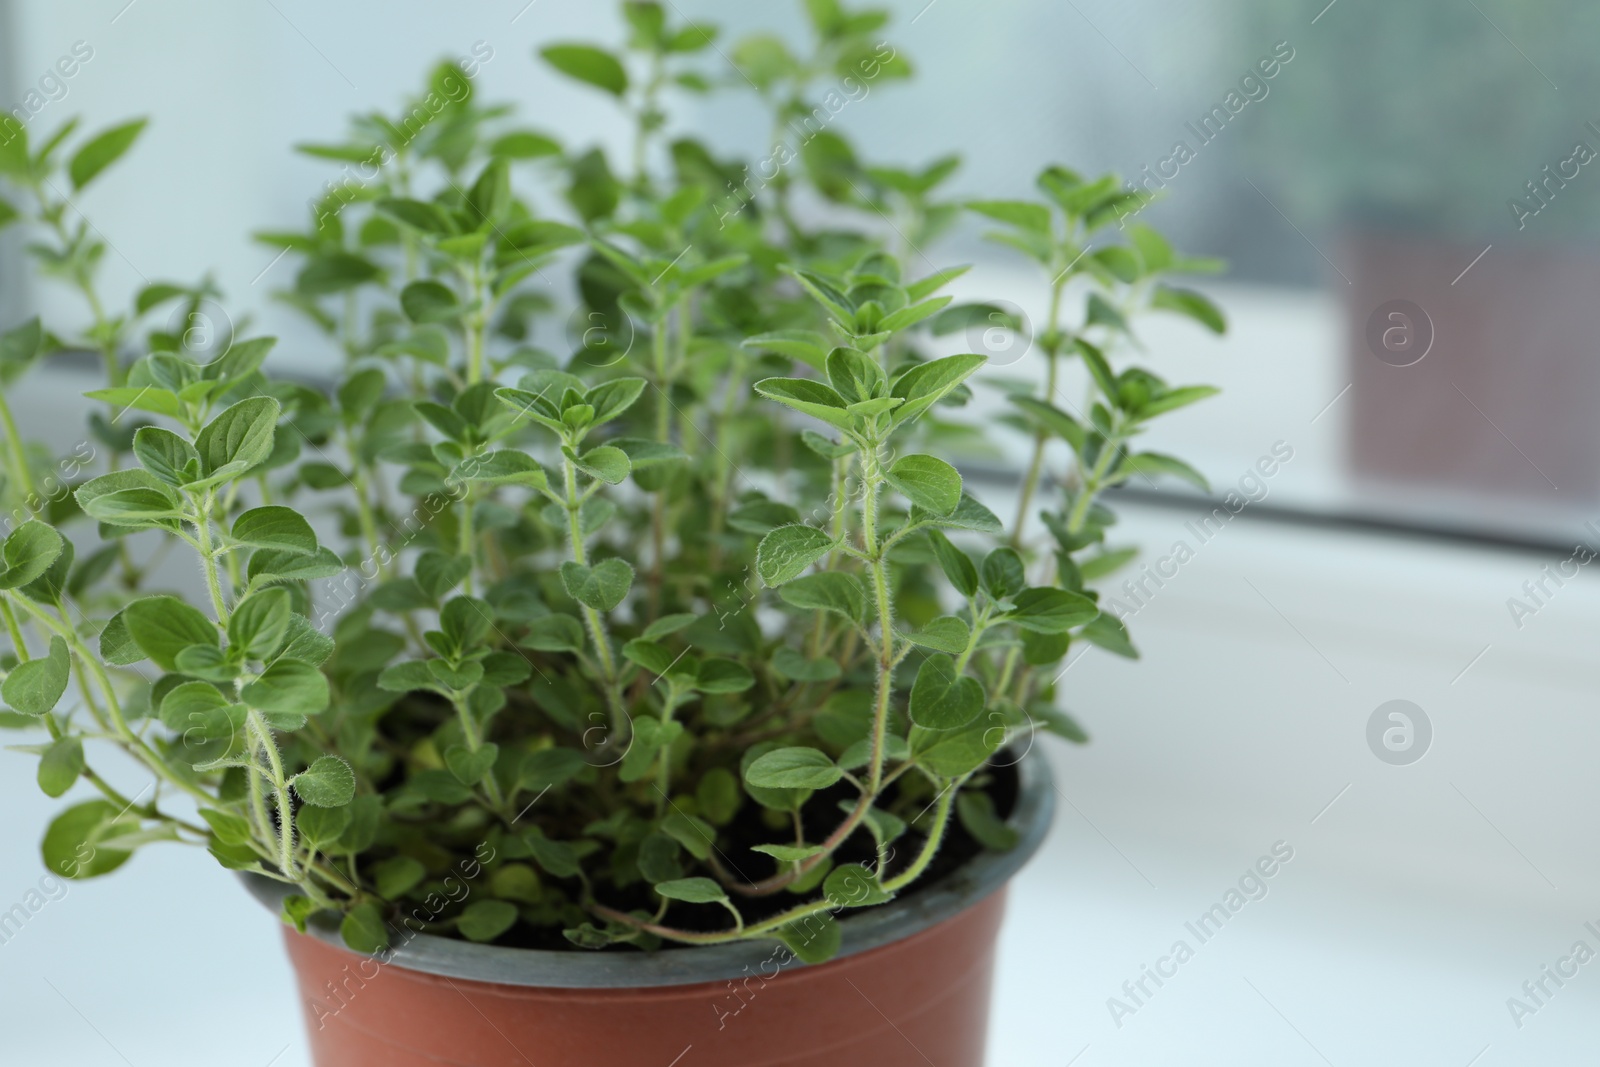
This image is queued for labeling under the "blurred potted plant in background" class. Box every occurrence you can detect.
[0,2,1223,1064]
[1237,0,1600,509]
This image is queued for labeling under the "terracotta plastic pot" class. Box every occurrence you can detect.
[245,751,1053,1067]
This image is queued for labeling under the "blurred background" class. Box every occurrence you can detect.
[1,0,1596,1064]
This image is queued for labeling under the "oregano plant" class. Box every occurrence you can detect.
[0,0,1224,960]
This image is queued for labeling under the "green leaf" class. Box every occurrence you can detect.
[295,803,351,849]
[158,682,247,757]
[199,808,253,846]
[458,899,519,942]
[695,659,755,693]
[1116,452,1209,492]
[341,901,389,953]
[521,614,586,653]
[298,253,381,295]
[886,454,962,515]
[0,116,27,178]
[756,524,833,586]
[232,506,317,555]
[654,877,728,904]
[174,644,237,683]
[123,596,218,671]
[371,855,427,899]
[878,296,953,334]
[743,330,829,372]
[889,354,986,426]
[785,269,855,323]
[0,316,43,385]
[1081,612,1138,659]
[1010,396,1085,450]
[1151,285,1226,334]
[825,346,884,404]
[824,863,893,908]
[523,828,582,878]
[770,648,839,682]
[98,612,143,666]
[376,660,438,695]
[518,748,586,791]
[779,572,865,623]
[69,119,147,190]
[660,812,716,860]
[454,450,549,489]
[909,718,1001,778]
[980,547,1025,601]
[965,199,1051,233]
[585,377,647,424]
[751,842,826,863]
[1139,385,1219,420]
[1085,293,1129,335]
[195,396,280,477]
[489,131,562,160]
[0,522,64,590]
[773,912,840,964]
[619,716,684,783]
[132,427,200,486]
[744,746,841,790]
[227,588,292,660]
[642,613,696,641]
[575,445,630,484]
[81,486,185,529]
[43,800,133,880]
[445,742,500,786]
[246,547,345,587]
[242,659,329,719]
[625,637,674,675]
[919,493,1003,534]
[400,280,459,323]
[84,386,182,419]
[906,615,971,655]
[753,377,854,430]
[377,198,456,235]
[36,736,84,798]
[1007,588,1098,633]
[540,44,629,95]
[957,791,1019,850]
[560,559,633,612]
[925,530,978,597]
[439,596,494,651]
[1033,705,1089,743]
[908,655,984,730]
[291,755,356,807]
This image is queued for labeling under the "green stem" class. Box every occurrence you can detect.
[882,781,960,892]
[452,692,507,814]
[247,709,297,880]
[1065,426,1122,535]
[465,259,489,385]
[193,496,230,624]
[859,442,896,795]
[0,388,39,508]
[8,594,215,804]
[0,598,29,660]
[651,314,671,442]
[562,456,621,701]
[1011,281,1067,548]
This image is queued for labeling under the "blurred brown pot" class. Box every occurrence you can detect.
[246,751,1054,1067]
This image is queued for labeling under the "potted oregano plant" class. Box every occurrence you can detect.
[0,3,1224,1064]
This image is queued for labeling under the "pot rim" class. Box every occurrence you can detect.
[242,748,1054,989]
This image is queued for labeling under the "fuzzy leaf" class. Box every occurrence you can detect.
[3,637,71,716]
[756,525,833,586]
